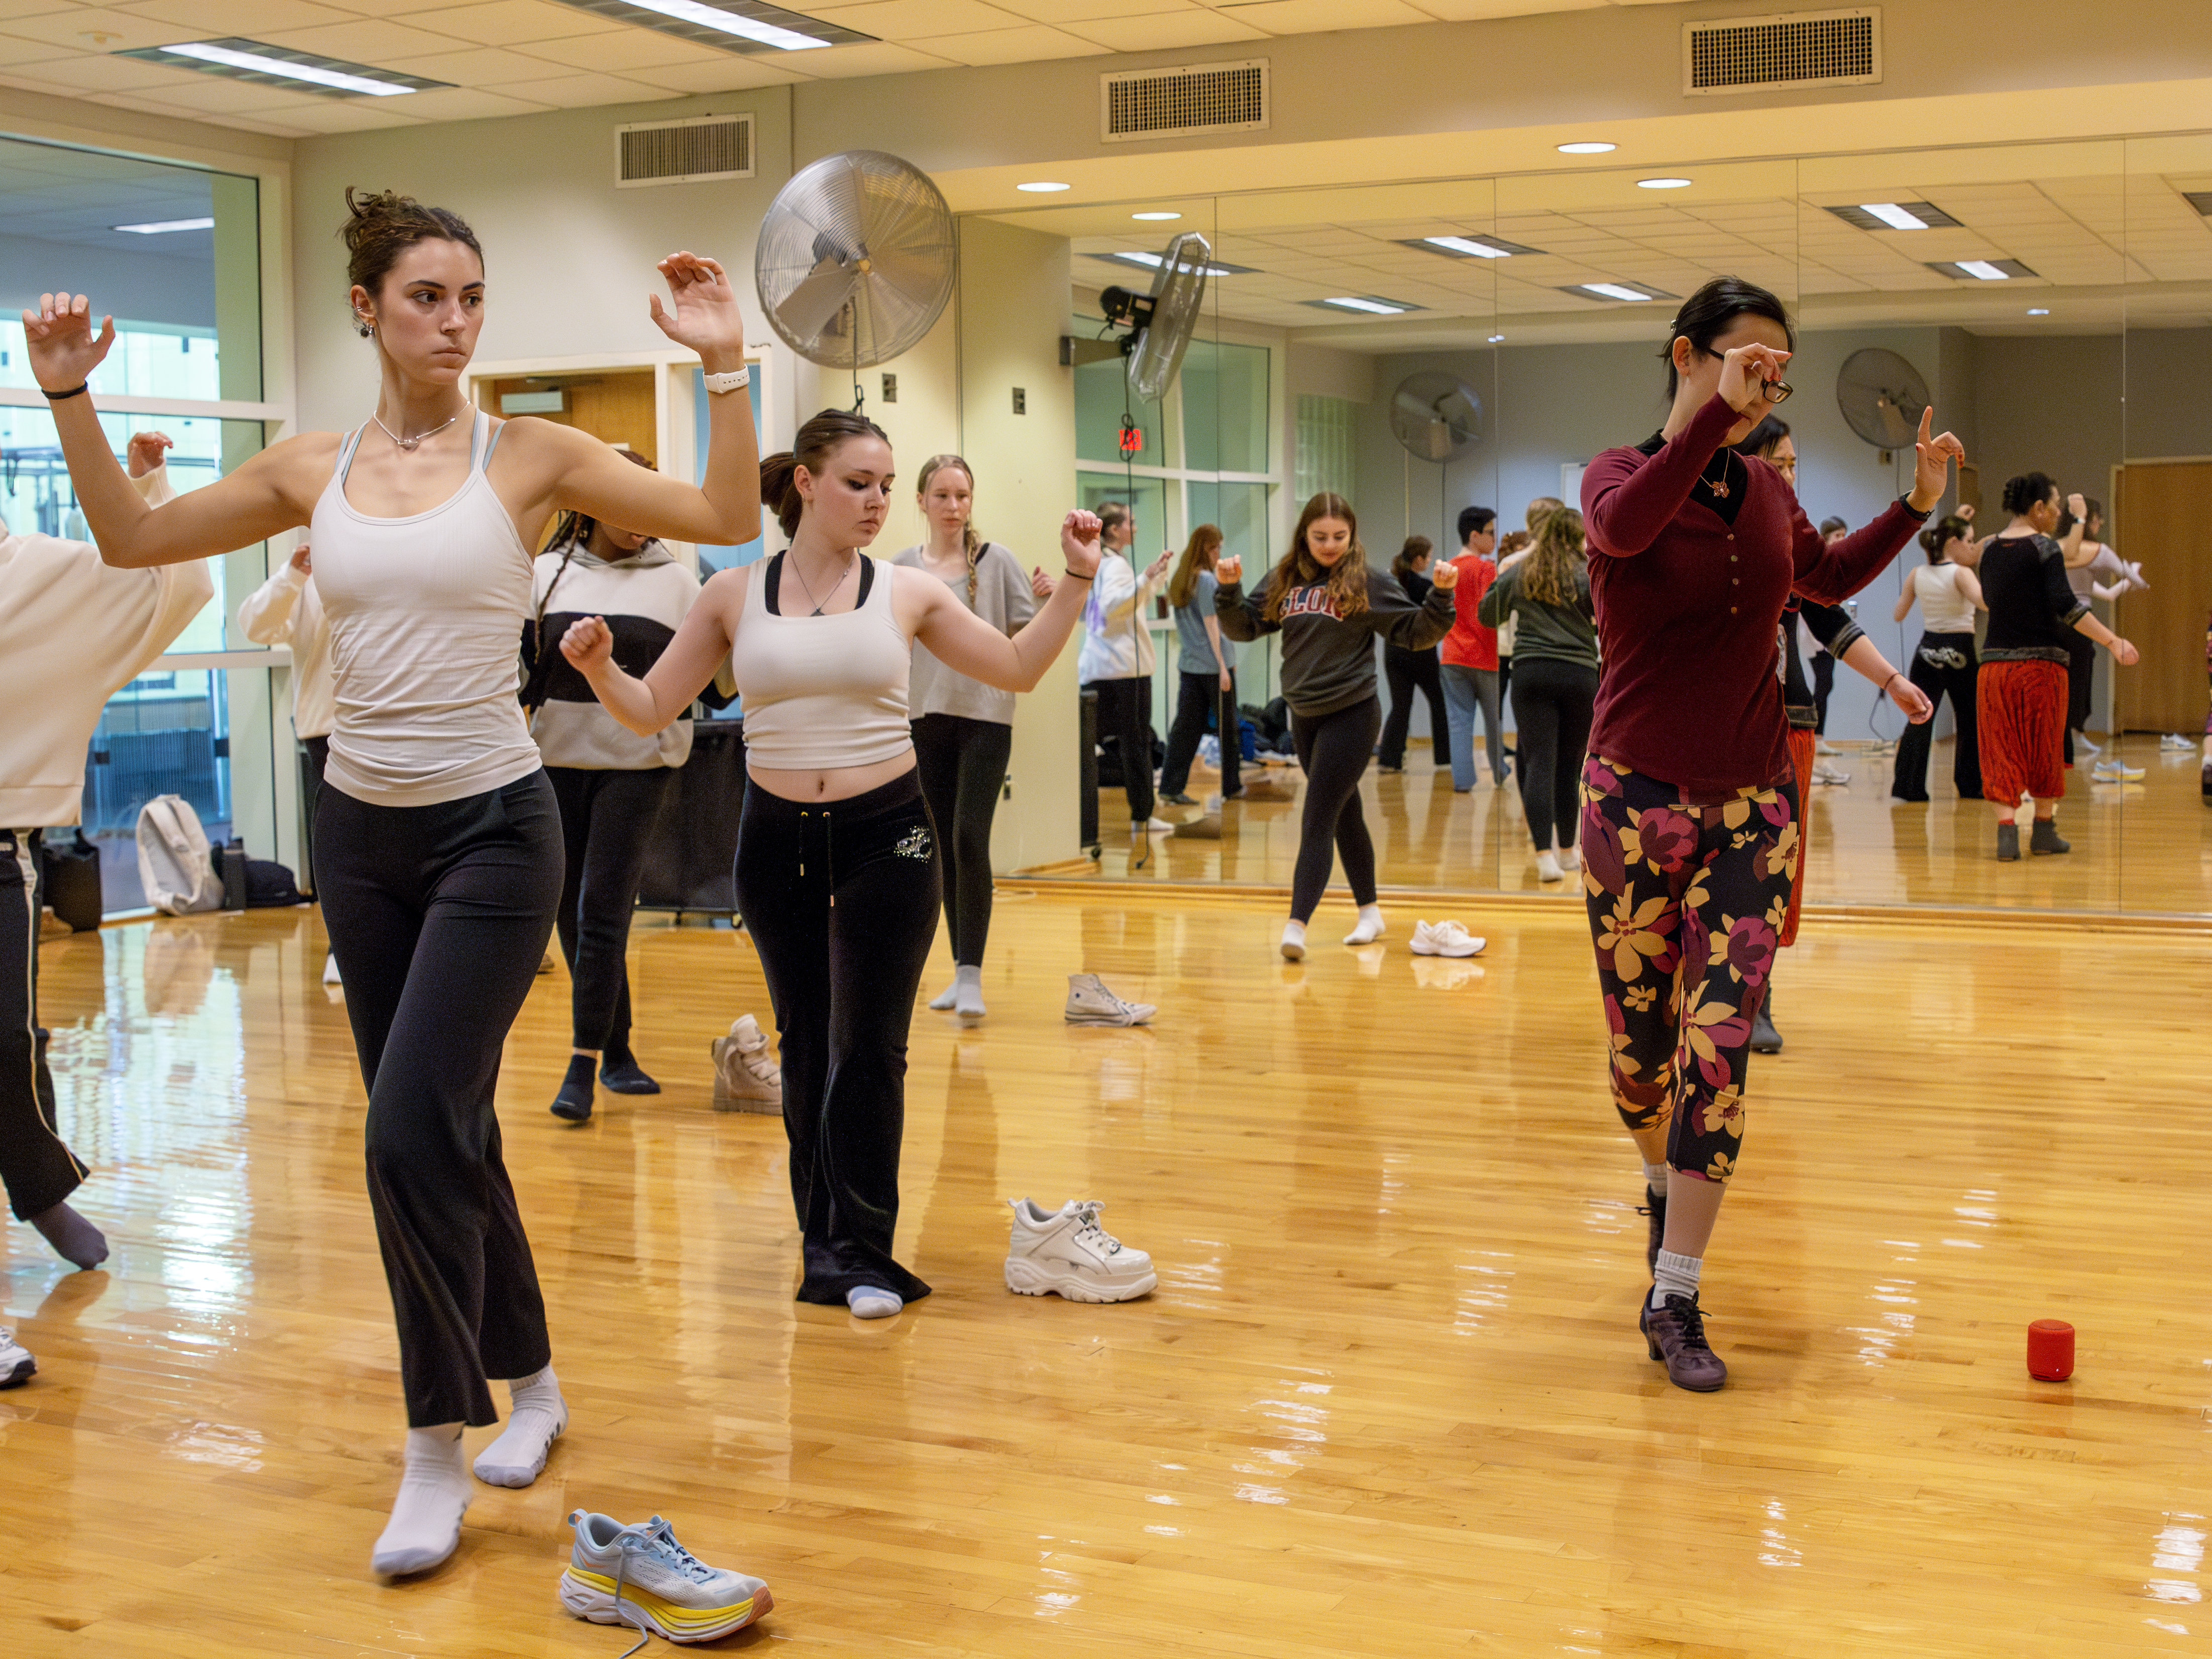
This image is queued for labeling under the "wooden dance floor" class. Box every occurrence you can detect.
[6,889,2210,1654]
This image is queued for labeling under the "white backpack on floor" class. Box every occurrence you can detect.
[136,794,223,916]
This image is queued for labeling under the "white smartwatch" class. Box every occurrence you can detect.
[703,367,750,395]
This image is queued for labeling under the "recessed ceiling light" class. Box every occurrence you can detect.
[1409,234,1544,260]
[1558,141,1616,154]
[1637,177,1692,190]
[1017,181,1070,193]
[2027,307,2051,315]
[114,217,214,234]
[1568,281,1672,303]
[1488,334,1505,343]
[1858,202,1930,231]
[123,37,446,95]
[1308,295,1417,315]
[1132,211,1181,220]
[1957,260,2008,280]
[1824,201,1961,232]
[1102,251,1252,277]
[1926,257,2036,282]
[542,0,860,53]
[623,0,831,48]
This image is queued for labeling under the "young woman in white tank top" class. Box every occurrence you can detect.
[563,409,1104,1319]
[24,188,763,1585]
[1891,515,1989,803]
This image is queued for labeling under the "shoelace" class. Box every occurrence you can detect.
[604,1517,716,1657]
[1660,1293,1713,1351]
[1070,1201,1122,1256]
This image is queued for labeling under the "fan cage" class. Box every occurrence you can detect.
[1683,9,1879,95]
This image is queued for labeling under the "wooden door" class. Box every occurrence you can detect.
[2111,460,2212,733]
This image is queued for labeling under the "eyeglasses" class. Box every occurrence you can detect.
[1698,346,1792,405]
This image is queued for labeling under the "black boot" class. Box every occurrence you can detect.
[1995,822,2020,861]
[600,1045,659,1094]
[2030,817,2071,856]
[550,1053,596,1122]
[1749,983,1782,1054]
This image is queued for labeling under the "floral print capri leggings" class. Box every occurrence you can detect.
[1578,756,1800,1184]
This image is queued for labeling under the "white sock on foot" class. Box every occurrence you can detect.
[1641,1161,1669,1199]
[848,1286,903,1319]
[1535,849,1563,882]
[1343,904,1385,946]
[1651,1248,1702,1308]
[373,1425,470,1576]
[927,979,958,1011]
[472,1365,566,1488]
[952,963,985,1020]
[1560,844,1582,872]
[1279,920,1306,961]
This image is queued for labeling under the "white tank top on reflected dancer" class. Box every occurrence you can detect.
[1912,562,1976,634]
[309,412,541,807]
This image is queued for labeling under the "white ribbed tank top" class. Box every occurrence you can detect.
[1913,562,1976,634]
[309,412,541,807]
[731,553,913,769]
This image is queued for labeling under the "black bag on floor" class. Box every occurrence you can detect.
[245,858,306,908]
[38,829,102,933]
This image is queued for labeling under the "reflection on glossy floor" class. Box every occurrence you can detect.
[7,892,2212,1655]
[1084,732,2210,914]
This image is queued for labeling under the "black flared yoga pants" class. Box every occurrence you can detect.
[1379,647,1447,770]
[1086,675,1155,823]
[1161,669,1242,799]
[315,772,562,1428]
[1509,657,1598,854]
[912,713,1011,967]
[1891,631,1982,801]
[0,829,85,1222]
[733,770,940,1305]
[547,765,676,1053]
[1289,696,1382,923]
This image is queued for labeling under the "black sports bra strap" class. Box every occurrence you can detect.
[764,550,785,616]
[855,556,875,607]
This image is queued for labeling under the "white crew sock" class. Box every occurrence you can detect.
[1559,844,1582,871]
[472,1365,567,1488]
[1535,850,1563,882]
[372,1424,470,1576]
[1641,1161,1669,1199]
[927,978,958,1011]
[1343,904,1385,945]
[848,1286,903,1319]
[1279,920,1306,961]
[1651,1248,1702,1309]
[952,963,985,1019]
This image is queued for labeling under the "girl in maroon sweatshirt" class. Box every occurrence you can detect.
[1577,277,1963,1392]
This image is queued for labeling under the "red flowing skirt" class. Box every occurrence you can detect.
[1977,658,2067,805]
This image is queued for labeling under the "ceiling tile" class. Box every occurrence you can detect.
[0,30,73,63]
[1208,0,1431,34]
[1416,0,1601,15]
[768,39,952,74]
[629,54,806,89]
[257,92,423,127]
[1064,9,1263,49]
[904,21,1103,61]
[990,0,1183,20]
[376,83,556,119]
[115,0,358,33]
[380,42,591,79]
[2,7,196,50]
[804,0,1024,35]
[124,71,329,109]
[381,0,624,44]
[478,66,678,102]
[509,29,726,69]
[8,51,201,89]
[255,18,474,59]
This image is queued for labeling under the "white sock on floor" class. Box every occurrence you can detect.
[372,1424,470,1576]
[472,1365,566,1488]
[1651,1248,1702,1308]
[848,1286,903,1319]
[1343,904,1385,945]
[1642,1161,1669,1199]
[952,963,985,1019]
[1280,920,1307,960]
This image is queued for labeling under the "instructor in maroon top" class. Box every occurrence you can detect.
[1576,276,1963,1393]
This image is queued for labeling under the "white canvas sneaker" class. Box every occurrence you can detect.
[1005,1198,1157,1302]
[710,1014,781,1113]
[2162,733,2195,752]
[0,1326,34,1388]
[2092,759,2146,782]
[1064,973,1155,1026]
[560,1511,772,1644]
[1410,919,1486,958]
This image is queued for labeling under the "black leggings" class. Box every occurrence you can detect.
[1086,676,1155,822]
[0,829,84,1222]
[1379,647,1447,770]
[1508,656,1598,853]
[547,765,676,1052]
[733,770,940,1305]
[911,714,1011,967]
[2064,629,2096,764]
[301,734,329,897]
[1161,669,1241,798]
[315,772,562,1428]
[1289,696,1381,922]
[1891,631,1982,801]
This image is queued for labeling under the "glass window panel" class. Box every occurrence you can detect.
[1181,339,1269,475]
[1295,394,1358,502]
[1077,473,1169,567]
[1186,480,1271,570]
[1072,316,1160,467]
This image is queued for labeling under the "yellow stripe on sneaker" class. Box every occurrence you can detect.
[564,1567,763,1634]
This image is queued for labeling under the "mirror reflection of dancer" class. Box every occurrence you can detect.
[1579,277,1962,1392]
[1079,504,1173,847]
[239,535,337,982]
[1890,515,1986,805]
[1215,493,1457,960]
[1160,524,1242,805]
[892,454,1053,1023]
[1974,473,2138,861]
[563,410,1104,1320]
[23,188,761,1578]
[0,432,204,1350]
[2056,491,2150,783]
[1375,536,1448,777]
[523,449,732,1121]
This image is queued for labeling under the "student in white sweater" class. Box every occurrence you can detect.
[0,430,209,1305]
[238,540,338,980]
[1078,502,1173,842]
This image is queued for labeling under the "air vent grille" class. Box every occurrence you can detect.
[1684,9,1878,95]
[1101,59,1267,142]
[617,114,753,187]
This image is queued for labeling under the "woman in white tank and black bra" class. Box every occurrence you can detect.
[563,409,1102,1321]
[22,189,761,1581]
[1890,514,1987,803]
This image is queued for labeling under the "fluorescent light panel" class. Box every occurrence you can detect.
[1574,281,1668,302]
[1307,296,1417,315]
[122,37,449,95]
[1824,200,1962,232]
[1408,234,1544,260]
[541,0,873,54]
[115,217,214,234]
[1101,251,1253,277]
[1927,258,2038,281]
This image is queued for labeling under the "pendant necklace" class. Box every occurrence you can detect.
[790,551,854,616]
[1702,449,1734,500]
[371,408,463,452]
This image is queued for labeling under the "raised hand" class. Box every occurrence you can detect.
[2067,492,2088,523]
[1215,553,1243,586]
[23,293,117,391]
[648,253,746,372]
[1431,557,1461,591]
[1717,342,1791,417]
[1060,510,1103,578]
[289,545,312,576]
[560,615,615,674]
[1908,407,1966,512]
[1888,673,1935,724]
[1030,565,1054,599]
[127,431,174,477]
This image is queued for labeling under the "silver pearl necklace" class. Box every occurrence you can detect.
[370,408,464,452]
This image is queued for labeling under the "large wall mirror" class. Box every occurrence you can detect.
[983,132,2208,918]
